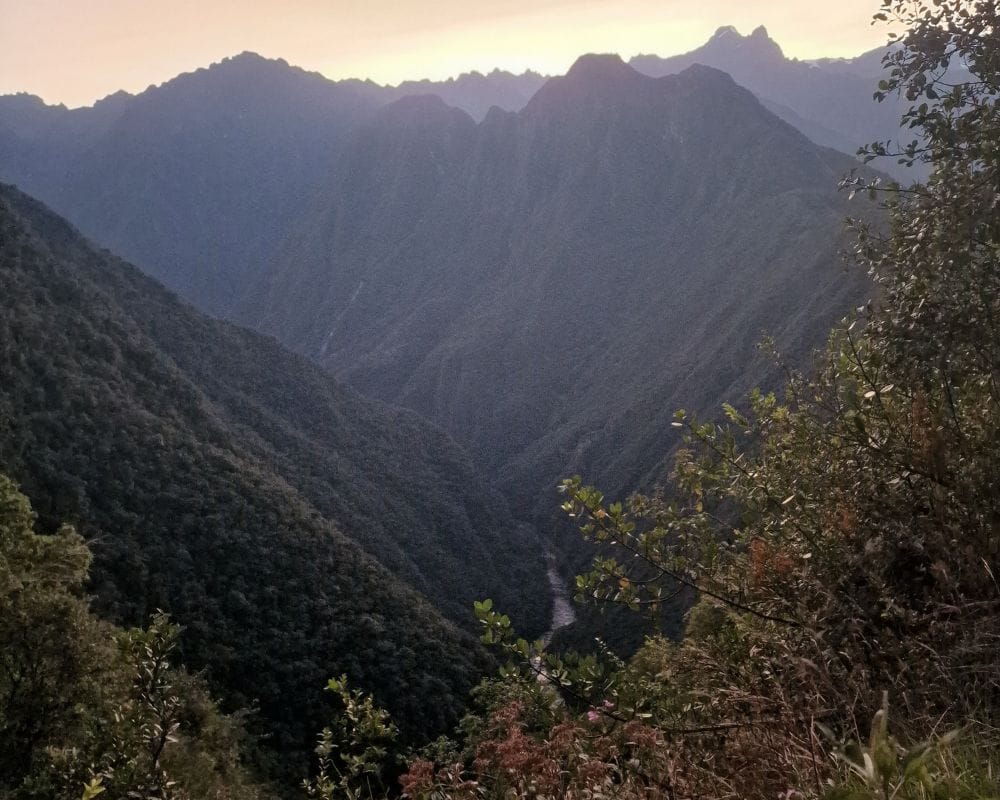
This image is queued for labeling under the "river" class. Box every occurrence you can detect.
[542,550,576,645]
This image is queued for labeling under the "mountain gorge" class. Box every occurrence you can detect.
[2,1,998,795]
[0,43,878,572]
[236,56,872,515]
[0,181,548,775]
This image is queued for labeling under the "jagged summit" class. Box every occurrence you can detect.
[708,24,773,43]
[705,24,783,58]
[207,50,295,74]
[564,53,636,81]
[224,49,273,63]
[710,25,741,42]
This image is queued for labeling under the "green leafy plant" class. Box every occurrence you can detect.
[305,676,398,800]
[819,696,991,800]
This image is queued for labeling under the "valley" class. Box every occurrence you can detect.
[3,6,993,796]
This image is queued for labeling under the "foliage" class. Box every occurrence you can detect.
[0,474,271,800]
[305,676,398,800]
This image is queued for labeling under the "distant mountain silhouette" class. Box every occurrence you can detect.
[630,25,919,179]
[388,68,548,121]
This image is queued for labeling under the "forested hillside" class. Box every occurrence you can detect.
[0,182,547,778]
[238,58,872,517]
[0,472,277,797]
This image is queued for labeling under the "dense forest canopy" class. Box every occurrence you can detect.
[0,181,548,787]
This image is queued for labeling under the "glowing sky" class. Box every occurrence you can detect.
[0,0,892,108]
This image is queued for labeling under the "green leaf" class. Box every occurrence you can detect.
[81,779,105,800]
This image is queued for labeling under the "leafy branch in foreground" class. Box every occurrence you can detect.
[305,676,398,800]
[0,472,270,800]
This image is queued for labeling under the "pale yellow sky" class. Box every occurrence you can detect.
[0,0,892,108]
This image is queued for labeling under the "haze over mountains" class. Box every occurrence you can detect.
[0,24,901,323]
[237,55,872,514]
[0,26,883,553]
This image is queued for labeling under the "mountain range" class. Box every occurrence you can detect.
[0,23,889,733]
[235,56,873,516]
[388,68,549,121]
[0,25,907,324]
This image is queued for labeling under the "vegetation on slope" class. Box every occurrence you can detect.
[0,182,548,784]
[0,473,275,799]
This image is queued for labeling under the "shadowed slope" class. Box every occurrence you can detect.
[0,182,547,778]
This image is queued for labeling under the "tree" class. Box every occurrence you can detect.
[0,473,115,791]
[0,474,271,799]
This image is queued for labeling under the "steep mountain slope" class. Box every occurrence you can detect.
[0,182,546,774]
[628,26,943,181]
[0,55,550,319]
[0,53,389,316]
[236,58,872,516]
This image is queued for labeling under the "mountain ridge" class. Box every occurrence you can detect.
[629,25,915,178]
[0,29,908,324]
[233,56,874,522]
